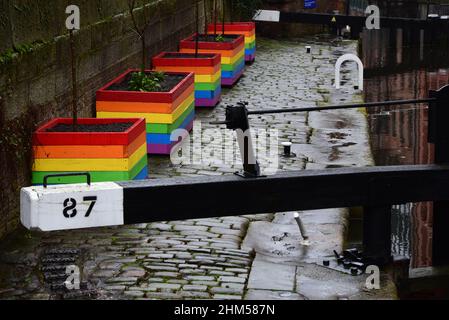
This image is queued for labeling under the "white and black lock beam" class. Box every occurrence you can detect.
[20,165,449,233]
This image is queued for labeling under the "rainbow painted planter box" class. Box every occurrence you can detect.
[152,52,222,107]
[207,22,256,63]
[32,118,148,185]
[96,69,195,155]
[179,34,245,87]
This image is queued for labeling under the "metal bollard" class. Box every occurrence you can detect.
[282,142,296,158]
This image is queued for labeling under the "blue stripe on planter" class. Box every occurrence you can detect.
[245,47,256,55]
[133,165,148,180]
[146,111,195,145]
[195,86,222,99]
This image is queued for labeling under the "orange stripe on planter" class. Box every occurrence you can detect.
[32,143,147,171]
[154,65,220,75]
[96,84,194,114]
[33,132,147,159]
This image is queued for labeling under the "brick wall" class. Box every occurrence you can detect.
[0,0,216,239]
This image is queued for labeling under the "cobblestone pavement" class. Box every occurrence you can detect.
[0,36,392,300]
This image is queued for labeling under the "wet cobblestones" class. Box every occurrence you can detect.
[0,36,369,300]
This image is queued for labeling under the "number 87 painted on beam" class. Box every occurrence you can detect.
[21,182,123,231]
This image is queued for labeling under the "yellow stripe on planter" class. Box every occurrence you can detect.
[245,35,256,44]
[32,143,147,172]
[221,50,245,65]
[195,70,221,83]
[97,95,194,124]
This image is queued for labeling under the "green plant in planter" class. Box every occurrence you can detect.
[128,71,165,92]
[215,34,225,42]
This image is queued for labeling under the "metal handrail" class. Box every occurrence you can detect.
[247,98,436,115]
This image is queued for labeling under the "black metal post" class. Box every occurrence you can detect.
[222,0,225,35]
[430,85,449,266]
[214,0,217,35]
[363,205,392,266]
[195,0,199,57]
[212,102,261,178]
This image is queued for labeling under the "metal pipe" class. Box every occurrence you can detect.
[294,212,308,240]
[247,98,435,115]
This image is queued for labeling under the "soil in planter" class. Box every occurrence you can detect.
[195,35,239,42]
[46,122,134,133]
[106,72,185,92]
[162,53,215,59]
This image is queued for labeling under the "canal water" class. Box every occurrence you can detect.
[360,29,449,268]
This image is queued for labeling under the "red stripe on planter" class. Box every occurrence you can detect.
[207,22,256,32]
[152,52,221,67]
[179,34,245,51]
[32,118,146,146]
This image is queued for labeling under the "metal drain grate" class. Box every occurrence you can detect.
[39,248,97,299]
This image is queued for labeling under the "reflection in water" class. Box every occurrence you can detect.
[361,29,449,268]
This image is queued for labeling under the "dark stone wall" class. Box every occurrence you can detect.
[0,0,215,239]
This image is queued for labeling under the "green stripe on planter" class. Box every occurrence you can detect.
[32,155,148,185]
[245,41,256,49]
[195,78,221,91]
[146,102,195,134]
[222,56,245,71]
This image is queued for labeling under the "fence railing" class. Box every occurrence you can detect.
[346,0,449,19]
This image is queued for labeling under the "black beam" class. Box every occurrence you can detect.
[363,205,392,265]
[118,164,449,225]
[279,11,449,29]
[431,85,449,266]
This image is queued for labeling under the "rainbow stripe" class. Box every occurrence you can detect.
[207,23,256,63]
[179,34,245,87]
[31,118,148,185]
[153,52,222,107]
[96,70,195,155]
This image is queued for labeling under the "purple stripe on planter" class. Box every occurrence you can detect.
[245,53,256,62]
[195,95,221,107]
[147,120,194,155]
[221,68,244,87]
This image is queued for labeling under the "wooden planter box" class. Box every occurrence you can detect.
[152,52,222,107]
[32,118,148,185]
[179,34,245,87]
[207,22,256,63]
[96,69,195,155]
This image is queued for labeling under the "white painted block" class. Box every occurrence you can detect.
[20,182,124,231]
[253,10,280,22]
